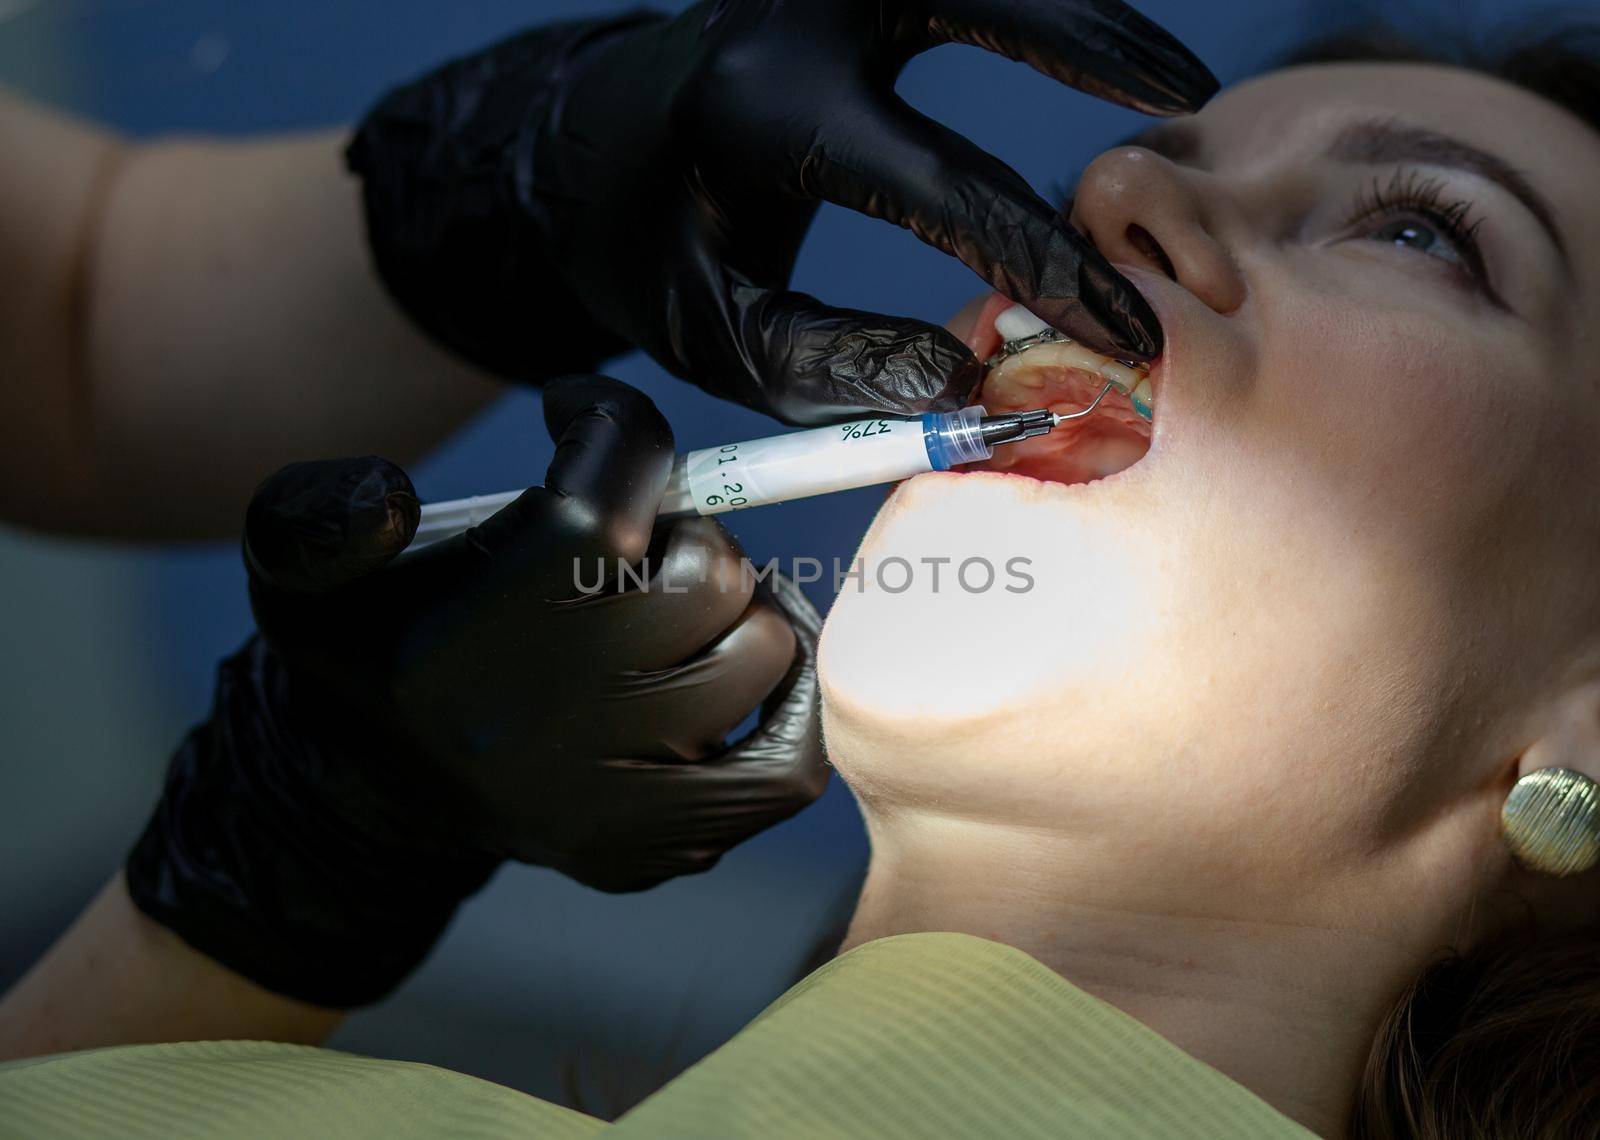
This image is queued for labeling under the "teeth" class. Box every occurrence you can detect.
[988,307,1154,422]
[992,341,1147,391]
[990,342,1152,420]
[1000,366,1045,390]
[1128,377,1154,420]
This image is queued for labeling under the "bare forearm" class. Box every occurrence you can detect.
[0,872,342,1061]
[0,93,502,539]
[78,129,503,537]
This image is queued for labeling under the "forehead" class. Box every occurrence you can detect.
[1192,62,1600,273]
[1203,61,1595,168]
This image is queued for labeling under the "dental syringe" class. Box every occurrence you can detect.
[408,397,1109,551]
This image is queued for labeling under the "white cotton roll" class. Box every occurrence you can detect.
[994,303,1052,344]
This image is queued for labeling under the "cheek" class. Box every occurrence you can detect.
[1220,282,1585,730]
[1249,284,1547,565]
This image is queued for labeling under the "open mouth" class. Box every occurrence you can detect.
[964,295,1157,487]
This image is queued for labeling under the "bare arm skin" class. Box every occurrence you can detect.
[0,91,502,539]
[0,872,343,1060]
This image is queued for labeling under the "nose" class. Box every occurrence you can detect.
[1069,148,1246,317]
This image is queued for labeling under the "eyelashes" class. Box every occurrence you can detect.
[1338,167,1492,287]
[1345,168,1483,239]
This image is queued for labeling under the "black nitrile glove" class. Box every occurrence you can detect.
[126,376,827,1008]
[346,1,1217,425]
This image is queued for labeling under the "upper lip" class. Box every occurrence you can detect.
[1108,264,1174,405]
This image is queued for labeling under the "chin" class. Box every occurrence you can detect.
[817,292,1186,799]
[821,468,1158,687]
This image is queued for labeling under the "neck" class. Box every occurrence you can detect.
[840,809,1450,1139]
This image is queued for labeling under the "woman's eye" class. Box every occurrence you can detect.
[1367,217,1464,265]
[1337,173,1497,302]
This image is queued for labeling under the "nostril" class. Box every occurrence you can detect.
[1125,224,1177,282]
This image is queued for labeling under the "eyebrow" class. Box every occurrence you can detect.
[1329,118,1567,263]
[1117,117,1569,265]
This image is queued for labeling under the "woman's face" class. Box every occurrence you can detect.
[820,62,1600,889]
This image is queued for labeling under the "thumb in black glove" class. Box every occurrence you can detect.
[127,375,827,1007]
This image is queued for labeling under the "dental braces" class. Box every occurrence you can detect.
[984,330,1154,424]
[984,328,1150,377]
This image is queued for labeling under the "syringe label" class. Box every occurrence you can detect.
[691,444,750,512]
[683,418,931,515]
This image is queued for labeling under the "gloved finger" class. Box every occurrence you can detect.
[243,457,420,596]
[759,567,826,648]
[602,675,826,887]
[561,686,825,893]
[554,516,760,672]
[713,570,825,791]
[633,571,827,819]
[722,284,983,425]
[811,100,1161,359]
[610,596,798,761]
[471,374,674,569]
[899,0,1219,116]
[552,575,826,891]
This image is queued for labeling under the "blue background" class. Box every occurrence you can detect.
[0,0,1525,1118]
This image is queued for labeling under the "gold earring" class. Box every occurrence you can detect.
[1501,767,1600,876]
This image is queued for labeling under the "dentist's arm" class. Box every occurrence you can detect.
[0,92,500,540]
[0,873,343,1061]
[0,378,825,1058]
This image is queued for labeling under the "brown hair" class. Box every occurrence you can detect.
[1353,926,1600,1139]
[1279,17,1600,1138]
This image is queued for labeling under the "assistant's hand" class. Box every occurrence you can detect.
[126,376,826,1008]
[347,1,1216,424]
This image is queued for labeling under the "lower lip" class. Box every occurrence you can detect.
[955,449,1152,495]
[889,461,1150,528]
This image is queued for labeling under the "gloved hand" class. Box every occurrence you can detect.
[346,1,1217,425]
[126,375,827,1008]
